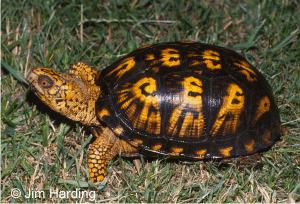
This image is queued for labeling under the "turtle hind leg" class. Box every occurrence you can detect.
[88,127,138,183]
[219,153,262,169]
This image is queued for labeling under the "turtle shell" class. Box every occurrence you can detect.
[95,41,281,159]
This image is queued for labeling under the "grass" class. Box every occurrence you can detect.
[1,0,300,202]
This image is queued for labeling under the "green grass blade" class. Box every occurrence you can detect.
[269,28,299,53]
[1,61,28,85]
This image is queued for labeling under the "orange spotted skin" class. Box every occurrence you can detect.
[28,41,281,183]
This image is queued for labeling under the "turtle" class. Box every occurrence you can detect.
[27,41,281,183]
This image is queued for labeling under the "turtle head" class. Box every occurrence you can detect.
[27,63,101,126]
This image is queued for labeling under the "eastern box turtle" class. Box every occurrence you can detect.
[27,41,281,182]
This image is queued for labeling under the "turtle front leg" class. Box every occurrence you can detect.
[88,127,138,182]
[69,62,98,85]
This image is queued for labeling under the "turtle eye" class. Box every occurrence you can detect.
[38,75,54,89]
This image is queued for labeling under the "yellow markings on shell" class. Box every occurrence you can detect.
[234,59,257,82]
[120,96,135,109]
[127,140,139,148]
[145,48,181,68]
[201,50,221,63]
[125,102,137,121]
[193,155,205,159]
[193,69,203,75]
[171,146,183,153]
[114,126,124,136]
[148,48,181,67]
[262,130,271,144]
[106,56,136,82]
[180,41,195,43]
[133,78,159,131]
[167,76,204,138]
[133,138,144,145]
[179,112,194,137]
[145,54,155,60]
[160,48,181,67]
[219,147,233,157]
[98,108,110,118]
[193,148,207,159]
[137,44,153,50]
[189,60,204,67]
[144,81,156,93]
[150,67,159,73]
[116,77,161,134]
[188,50,221,70]
[245,139,255,153]
[253,96,270,124]
[237,70,256,82]
[146,112,161,134]
[151,143,162,151]
[117,85,130,103]
[210,83,244,136]
[169,146,184,156]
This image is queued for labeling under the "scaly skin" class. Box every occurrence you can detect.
[27,62,138,183]
[88,127,138,182]
[27,63,101,127]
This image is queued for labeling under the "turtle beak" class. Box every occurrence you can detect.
[25,78,29,85]
[27,70,39,94]
[27,70,36,84]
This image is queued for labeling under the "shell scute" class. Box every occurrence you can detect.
[96,41,281,158]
